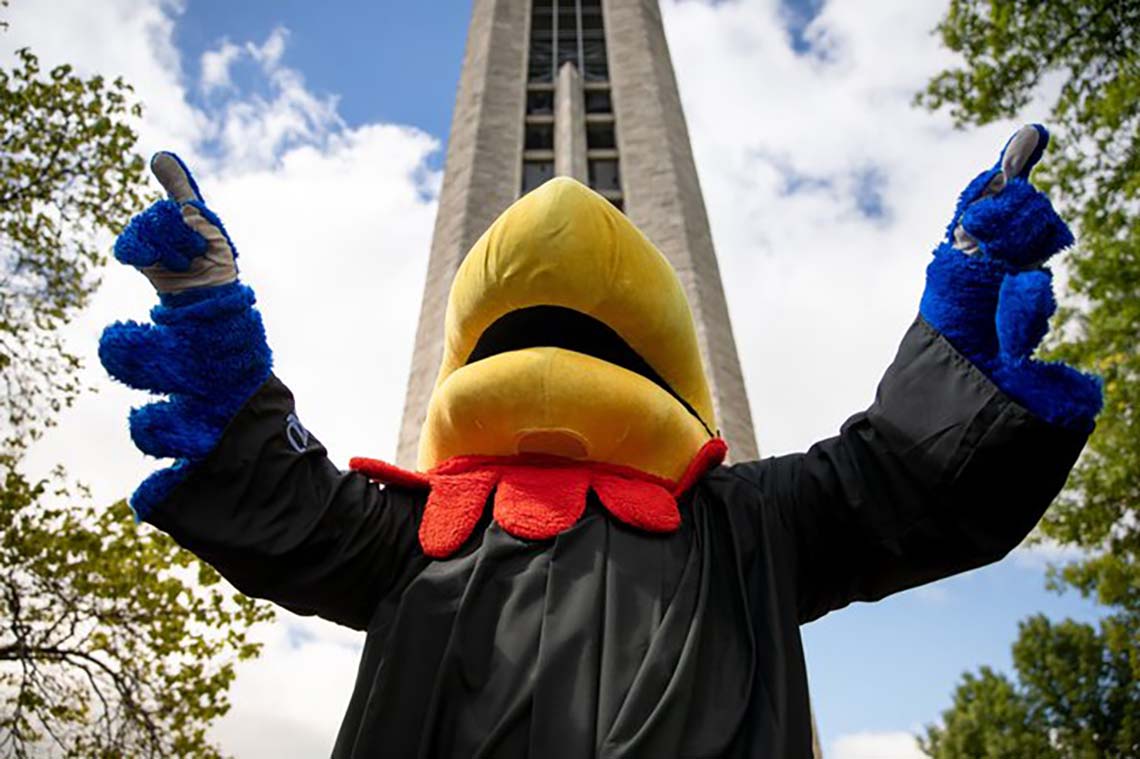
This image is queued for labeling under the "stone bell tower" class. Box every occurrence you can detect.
[397,0,759,469]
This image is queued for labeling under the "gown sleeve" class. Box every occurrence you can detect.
[727,315,1089,624]
[143,374,427,630]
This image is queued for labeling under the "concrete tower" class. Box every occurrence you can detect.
[397,0,759,468]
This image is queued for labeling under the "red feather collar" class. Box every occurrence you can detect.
[349,438,727,558]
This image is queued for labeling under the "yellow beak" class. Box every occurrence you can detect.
[418,177,716,481]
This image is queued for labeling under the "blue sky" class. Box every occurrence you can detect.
[174,1,469,164]
[11,0,1109,756]
[173,0,827,138]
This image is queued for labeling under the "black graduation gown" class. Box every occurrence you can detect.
[146,317,1088,758]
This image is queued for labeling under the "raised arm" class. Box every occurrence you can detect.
[730,126,1102,623]
[99,153,425,629]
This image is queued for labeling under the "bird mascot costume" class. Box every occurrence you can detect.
[100,125,1102,758]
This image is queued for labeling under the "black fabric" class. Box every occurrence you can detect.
[147,315,1088,758]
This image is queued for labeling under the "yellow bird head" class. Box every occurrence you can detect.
[418,177,717,482]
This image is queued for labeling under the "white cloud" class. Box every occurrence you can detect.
[662,0,1052,455]
[1,0,209,153]
[6,0,439,498]
[831,730,926,759]
[204,27,345,172]
[209,613,365,759]
[248,26,288,69]
[5,1,438,754]
[200,38,241,93]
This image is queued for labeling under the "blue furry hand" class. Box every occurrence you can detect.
[115,151,240,293]
[101,153,272,518]
[919,125,1102,433]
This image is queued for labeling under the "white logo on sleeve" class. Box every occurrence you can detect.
[285,412,310,453]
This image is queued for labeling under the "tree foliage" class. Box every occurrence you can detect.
[0,40,274,758]
[0,46,147,453]
[0,490,274,758]
[917,0,1140,753]
[921,615,1140,759]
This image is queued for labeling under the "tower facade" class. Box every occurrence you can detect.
[397,0,759,467]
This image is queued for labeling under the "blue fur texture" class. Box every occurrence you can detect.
[101,283,268,399]
[113,198,241,274]
[130,460,195,521]
[944,166,1002,242]
[959,179,1074,267]
[114,199,206,271]
[920,127,1101,433]
[919,245,1007,375]
[993,360,1104,434]
[997,269,1055,362]
[102,284,271,519]
[105,153,267,519]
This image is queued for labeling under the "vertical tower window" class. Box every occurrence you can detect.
[557,5,579,70]
[526,89,555,115]
[526,122,555,150]
[580,0,608,82]
[528,0,555,83]
[523,0,622,209]
[586,121,616,149]
[588,159,620,192]
[522,160,555,193]
[584,90,612,114]
[528,0,603,84]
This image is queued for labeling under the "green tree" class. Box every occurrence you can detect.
[0,40,274,758]
[0,46,146,452]
[917,0,1140,754]
[1,493,274,758]
[921,615,1140,759]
